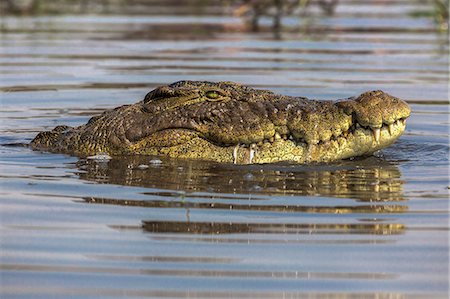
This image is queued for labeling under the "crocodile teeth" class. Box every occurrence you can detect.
[275,132,281,140]
[400,119,406,125]
[372,128,381,142]
[233,145,239,164]
[249,147,255,164]
[388,123,394,135]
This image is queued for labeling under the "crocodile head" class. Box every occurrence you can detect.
[31,81,411,164]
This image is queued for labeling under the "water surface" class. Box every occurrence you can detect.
[0,1,449,298]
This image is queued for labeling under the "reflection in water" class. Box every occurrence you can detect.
[78,155,407,238]
[0,263,396,280]
[77,155,405,202]
[83,196,406,214]
[234,0,340,32]
[141,221,405,236]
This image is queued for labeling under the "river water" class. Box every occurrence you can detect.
[0,1,449,298]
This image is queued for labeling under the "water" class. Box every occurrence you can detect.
[1,1,449,298]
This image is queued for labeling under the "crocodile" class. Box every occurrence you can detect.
[30,81,411,164]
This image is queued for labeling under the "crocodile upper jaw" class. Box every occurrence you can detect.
[131,116,407,164]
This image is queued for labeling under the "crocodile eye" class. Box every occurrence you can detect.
[205,90,221,100]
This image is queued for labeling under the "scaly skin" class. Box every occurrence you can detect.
[30,81,411,164]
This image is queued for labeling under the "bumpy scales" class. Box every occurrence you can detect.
[31,81,411,164]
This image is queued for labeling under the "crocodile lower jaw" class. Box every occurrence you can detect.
[131,119,407,164]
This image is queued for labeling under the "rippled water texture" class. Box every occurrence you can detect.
[1,1,449,298]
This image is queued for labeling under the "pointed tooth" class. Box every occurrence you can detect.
[373,128,381,142]
[356,123,361,129]
[282,134,287,140]
[289,135,294,140]
[388,123,394,135]
[248,147,255,164]
[400,119,406,125]
[233,145,239,164]
[275,132,281,140]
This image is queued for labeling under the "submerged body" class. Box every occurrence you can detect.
[31,81,410,164]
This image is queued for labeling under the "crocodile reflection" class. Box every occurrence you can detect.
[140,221,405,236]
[78,156,406,236]
[76,155,405,202]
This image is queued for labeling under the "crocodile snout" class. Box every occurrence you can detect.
[337,90,411,128]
